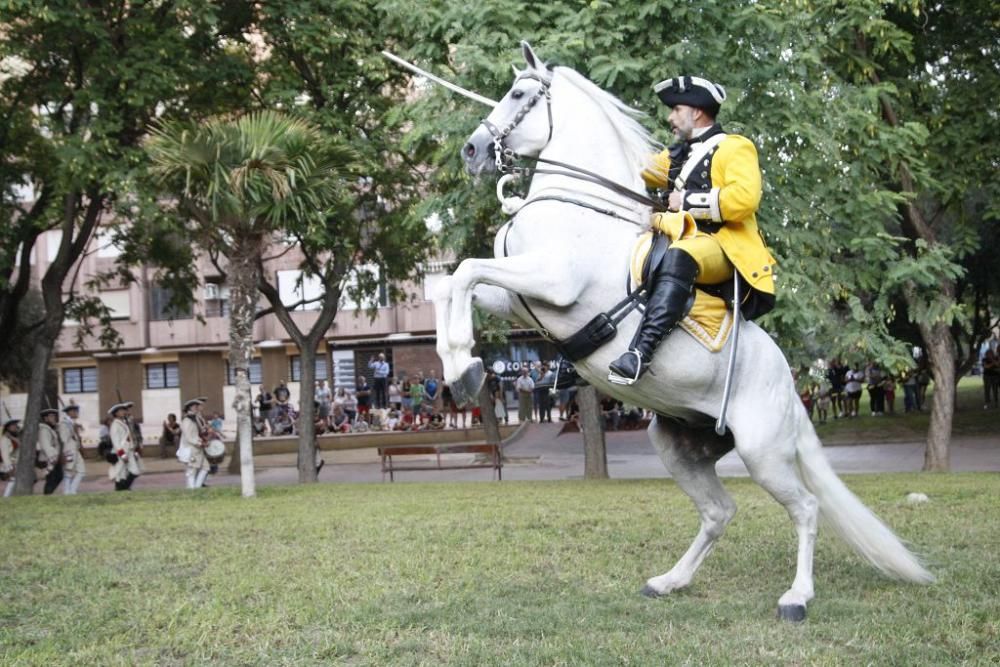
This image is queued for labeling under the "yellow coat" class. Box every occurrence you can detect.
[643,134,776,295]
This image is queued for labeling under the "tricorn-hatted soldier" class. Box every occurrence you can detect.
[107,402,142,491]
[180,398,211,489]
[1,418,20,497]
[38,408,64,495]
[59,404,86,495]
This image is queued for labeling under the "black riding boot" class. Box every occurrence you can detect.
[608,248,699,384]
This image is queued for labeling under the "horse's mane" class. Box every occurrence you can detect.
[551,66,658,172]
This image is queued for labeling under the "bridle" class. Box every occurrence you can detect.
[479,70,665,217]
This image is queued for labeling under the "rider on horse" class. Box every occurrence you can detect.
[608,76,777,385]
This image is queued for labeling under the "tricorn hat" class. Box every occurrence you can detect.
[183,398,204,411]
[653,76,727,116]
[3,418,19,429]
[107,402,131,416]
[40,408,59,418]
[63,404,80,413]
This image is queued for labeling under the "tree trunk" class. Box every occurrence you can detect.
[479,382,502,447]
[228,238,262,497]
[919,319,955,471]
[12,337,56,495]
[296,345,318,483]
[577,384,608,479]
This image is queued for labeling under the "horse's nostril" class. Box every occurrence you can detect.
[464,143,476,158]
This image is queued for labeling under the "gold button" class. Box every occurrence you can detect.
[752,272,758,278]
[763,266,770,272]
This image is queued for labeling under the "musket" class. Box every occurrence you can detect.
[380,50,497,107]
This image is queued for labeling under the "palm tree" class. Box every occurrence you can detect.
[146,111,355,497]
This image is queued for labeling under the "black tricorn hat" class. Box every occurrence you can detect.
[653,76,727,116]
[40,408,60,418]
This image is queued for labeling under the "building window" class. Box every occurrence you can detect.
[340,264,389,311]
[150,285,192,321]
[99,289,131,320]
[146,362,180,389]
[226,359,263,385]
[63,367,98,393]
[289,355,328,382]
[204,281,231,317]
[276,270,323,311]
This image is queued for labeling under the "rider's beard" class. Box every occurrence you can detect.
[671,108,696,141]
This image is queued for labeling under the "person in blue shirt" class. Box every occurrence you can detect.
[368,353,390,409]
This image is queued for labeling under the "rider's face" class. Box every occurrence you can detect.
[668,105,697,141]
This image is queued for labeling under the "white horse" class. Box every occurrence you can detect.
[434,42,933,620]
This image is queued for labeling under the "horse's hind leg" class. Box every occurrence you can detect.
[642,416,736,596]
[734,416,818,622]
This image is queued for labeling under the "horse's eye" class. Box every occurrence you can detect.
[511,89,524,100]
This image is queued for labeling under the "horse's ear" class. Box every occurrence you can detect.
[521,41,543,70]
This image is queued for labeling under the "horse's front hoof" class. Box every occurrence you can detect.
[639,584,662,598]
[451,359,485,407]
[777,603,806,622]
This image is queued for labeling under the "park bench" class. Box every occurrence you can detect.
[378,443,502,482]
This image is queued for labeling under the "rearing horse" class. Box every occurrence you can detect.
[434,42,932,621]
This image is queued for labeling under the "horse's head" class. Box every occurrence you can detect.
[463,42,553,176]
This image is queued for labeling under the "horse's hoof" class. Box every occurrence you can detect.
[639,585,662,598]
[777,604,806,622]
[451,359,485,407]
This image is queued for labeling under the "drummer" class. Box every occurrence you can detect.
[180,398,210,490]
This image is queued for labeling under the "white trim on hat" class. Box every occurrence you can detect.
[654,76,727,104]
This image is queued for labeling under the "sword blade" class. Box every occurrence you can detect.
[381,50,497,107]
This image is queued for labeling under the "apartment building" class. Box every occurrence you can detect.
[1,227,559,439]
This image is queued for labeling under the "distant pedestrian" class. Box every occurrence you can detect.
[982,348,999,409]
[515,367,534,423]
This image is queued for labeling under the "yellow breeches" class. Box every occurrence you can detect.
[670,235,734,286]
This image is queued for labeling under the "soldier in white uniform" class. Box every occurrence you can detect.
[38,408,64,495]
[107,402,142,491]
[180,398,210,489]
[59,404,86,495]
[1,418,20,497]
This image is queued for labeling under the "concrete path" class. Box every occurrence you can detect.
[59,423,1000,494]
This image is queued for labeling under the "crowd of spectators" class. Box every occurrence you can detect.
[796,357,934,423]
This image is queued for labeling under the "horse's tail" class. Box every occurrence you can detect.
[794,421,934,584]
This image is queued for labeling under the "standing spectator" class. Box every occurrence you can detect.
[915,362,931,411]
[256,384,273,432]
[600,395,621,431]
[866,362,885,416]
[982,348,999,409]
[902,370,918,413]
[537,363,554,423]
[159,413,181,459]
[388,377,402,410]
[816,387,831,424]
[316,380,332,428]
[423,370,440,411]
[826,358,847,419]
[368,353,390,409]
[401,376,412,412]
[883,374,897,415]
[799,383,815,421]
[409,372,425,415]
[356,376,371,421]
[529,362,542,421]
[343,388,358,425]
[515,367,535,423]
[844,364,864,418]
[487,369,506,425]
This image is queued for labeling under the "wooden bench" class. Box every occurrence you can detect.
[378,443,503,482]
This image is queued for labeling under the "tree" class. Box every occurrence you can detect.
[146,111,357,496]
[380,0,998,470]
[0,0,254,494]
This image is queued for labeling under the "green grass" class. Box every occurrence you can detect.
[815,375,1000,444]
[2,475,999,665]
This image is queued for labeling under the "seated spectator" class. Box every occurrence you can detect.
[622,406,643,429]
[470,405,482,425]
[384,409,401,431]
[599,396,621,431]
[396,407,415,431]
[330,405,351,433]
[428,412,446,430]
[209,412,224,433]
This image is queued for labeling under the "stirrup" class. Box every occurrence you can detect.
[608,350,644,386]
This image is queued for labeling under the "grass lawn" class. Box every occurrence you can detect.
[2,474,998,665]
[815,375,1000,444]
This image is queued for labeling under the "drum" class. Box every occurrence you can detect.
[205,439,226,464]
